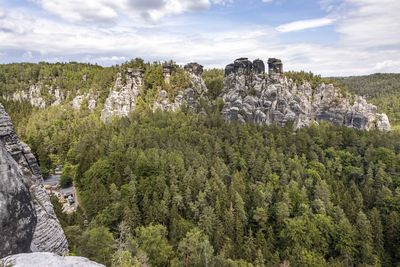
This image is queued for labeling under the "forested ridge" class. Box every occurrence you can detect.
[332,73,400,130]
[0,62,399,266]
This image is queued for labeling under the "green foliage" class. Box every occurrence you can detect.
[2,62,400,266]
[60,163,77,188]
[136,224,174,266]
[285,71,350,96]
[168,68,192,100]
[77,226,115,266]
[32,110,398,266]
[0,62,117,105]
[177,228,214,267]
[203,68,224,100]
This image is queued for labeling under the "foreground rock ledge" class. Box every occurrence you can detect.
[1,252,105,267]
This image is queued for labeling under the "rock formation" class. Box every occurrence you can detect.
[6,84,65,108]
[153,62,208,112]
[0,144,36,257]
[0,59,391,131]
[0,103,68,258]
[71,93,97,111]
[1,252,105,267]
[222,58,391,131]
[101,68,144,122]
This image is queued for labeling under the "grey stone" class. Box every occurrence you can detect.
[101,68,144,122]
[253,59,265,74]
[268,58,283,75]
[153,62,208,113]
[221,58,391,131]
[0,104,68,258]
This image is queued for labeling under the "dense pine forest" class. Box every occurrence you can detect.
[0,62,399,266]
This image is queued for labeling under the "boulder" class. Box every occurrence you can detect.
[268,58,283,75]
[184,62,204,76]
[253,59,265,74]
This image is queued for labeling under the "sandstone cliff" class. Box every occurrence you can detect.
[0,103,68,258]
[101,68,144,122]
[221,58,390,131]
[153,62,208,112]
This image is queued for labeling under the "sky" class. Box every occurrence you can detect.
[0,0,399,76]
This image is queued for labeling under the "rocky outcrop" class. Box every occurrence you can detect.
[6,84,65,108]
[0,103,68,258]
[222,58,391,131]
[153,62,208,112]
[1,252,105,267]
[267,58,283,76]
[101,68,144,122]
[71,93,97,111]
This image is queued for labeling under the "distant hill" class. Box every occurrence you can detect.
[332,73,400,129]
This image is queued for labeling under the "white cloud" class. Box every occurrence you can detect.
[1,0,400,76]
[31,0,226,23]
[22,51,33,59]
[335,0,400,48]
[97,56,127,61]
[374,60,400,73]
[276,17,335,33]
[31,0,118,23]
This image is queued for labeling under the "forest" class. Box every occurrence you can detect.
[0,62,399,266]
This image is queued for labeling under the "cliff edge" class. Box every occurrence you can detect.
[0,103,68,258]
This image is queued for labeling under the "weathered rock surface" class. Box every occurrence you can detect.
[101,68,144,122]
[71,93,97,111]
[153,62,208,112]
[0,144,36,257]
[0,103,68,258]
[222,58,391,131]
[5,84,65,108]
[1,252,105,267]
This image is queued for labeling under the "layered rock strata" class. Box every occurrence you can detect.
[0,104,68,258]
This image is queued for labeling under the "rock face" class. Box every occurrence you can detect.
[222,58,391,131]
[153,62,208,112]
[101,68,144,122]
[267,58,283,76]
[7,84,65,108]
[0,144,36,257]
[1,252,105,267]
[0,104,68,258]
[71,93,97,111]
